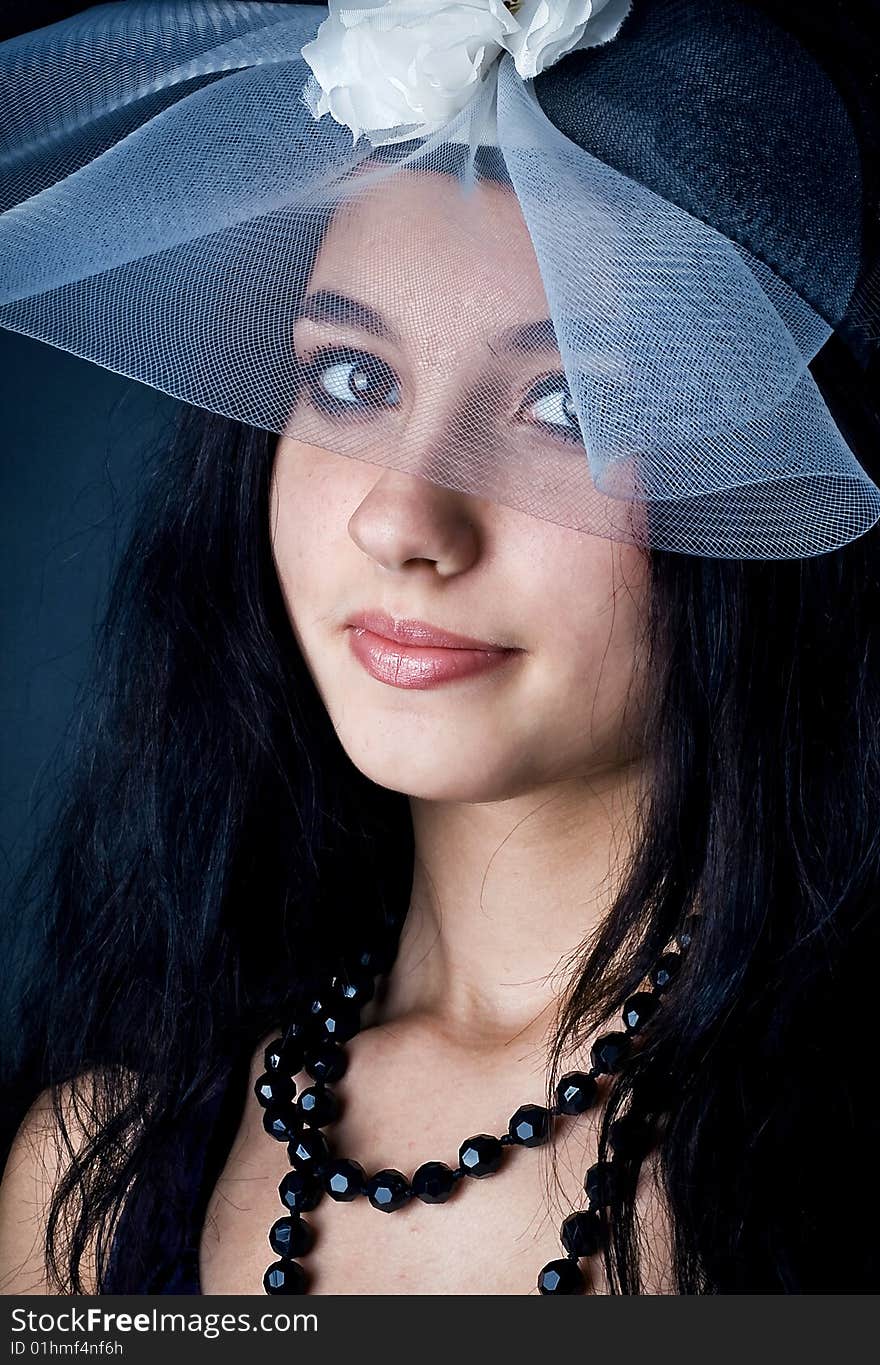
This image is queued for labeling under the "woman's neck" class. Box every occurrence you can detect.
[363,760,646,1052]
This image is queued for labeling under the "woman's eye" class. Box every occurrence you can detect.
[299,349,582,447]
[301,346,401,418]
[520,373,584,445]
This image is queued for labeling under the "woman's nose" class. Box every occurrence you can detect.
[347,467,481,577]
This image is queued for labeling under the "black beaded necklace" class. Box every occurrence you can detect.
[254,913,700,1296]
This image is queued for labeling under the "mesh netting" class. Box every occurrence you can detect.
[1,1,879,557]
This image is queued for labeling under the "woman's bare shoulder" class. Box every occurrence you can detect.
[0,1071,126,1296]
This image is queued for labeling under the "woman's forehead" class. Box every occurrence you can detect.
[305,168,553,349]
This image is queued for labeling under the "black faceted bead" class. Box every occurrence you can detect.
[590,1031,632,1075]
[561,1208,605,1258]
[263,1259,308,1294]
[621,992,659,1034]
[323,1158,366,1201]
[264,1037,285,1070]
[411,1161,457,1204]
[310,998,362,1045]
[262,1105,302,1143]
[297,1084,340,1129]
[366,1168,410,1212]
[330,972,376,1008]
[508,1104,551,1148]
[287,1128,330,1174]
[303,1040,348,1085]
[278,1169,323,1214]
[264,1035,306,1077]
[254,1071,296,1109]
[263,1037,285,1073]
[537,1258,586,1294]
[650,951,682,992]
[269,1215,314,1259]
[458,1134,504,1178]
[609,1113,656,1161]
[676,914,702,951]
[584,1160,618,1207]
[555,1071,599,1115]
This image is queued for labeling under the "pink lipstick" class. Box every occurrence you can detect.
[346,610,522,691]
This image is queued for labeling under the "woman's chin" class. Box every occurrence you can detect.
[335,730,537,804]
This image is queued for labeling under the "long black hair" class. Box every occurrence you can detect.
[3,0,880,1295]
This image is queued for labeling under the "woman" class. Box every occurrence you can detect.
[0,0,879,1296]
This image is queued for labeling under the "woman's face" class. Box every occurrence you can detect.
[270,170,649,802]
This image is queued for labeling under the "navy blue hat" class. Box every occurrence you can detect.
[534,0,869,327]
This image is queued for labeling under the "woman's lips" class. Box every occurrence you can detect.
[346,626,521,690]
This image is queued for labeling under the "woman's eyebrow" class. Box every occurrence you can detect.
[494,316,560,355]
[296,289,398,341]
[295,289,559,356]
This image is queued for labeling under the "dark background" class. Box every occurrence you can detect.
[0,0,134,42]
[0,1,90,41]
[0,336,177,939]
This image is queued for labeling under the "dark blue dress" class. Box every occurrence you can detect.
[102,1053,252,1294]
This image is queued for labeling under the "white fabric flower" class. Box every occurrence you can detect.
[301,0,632,146]
[506,0,632,79]
[301,1,520,147]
